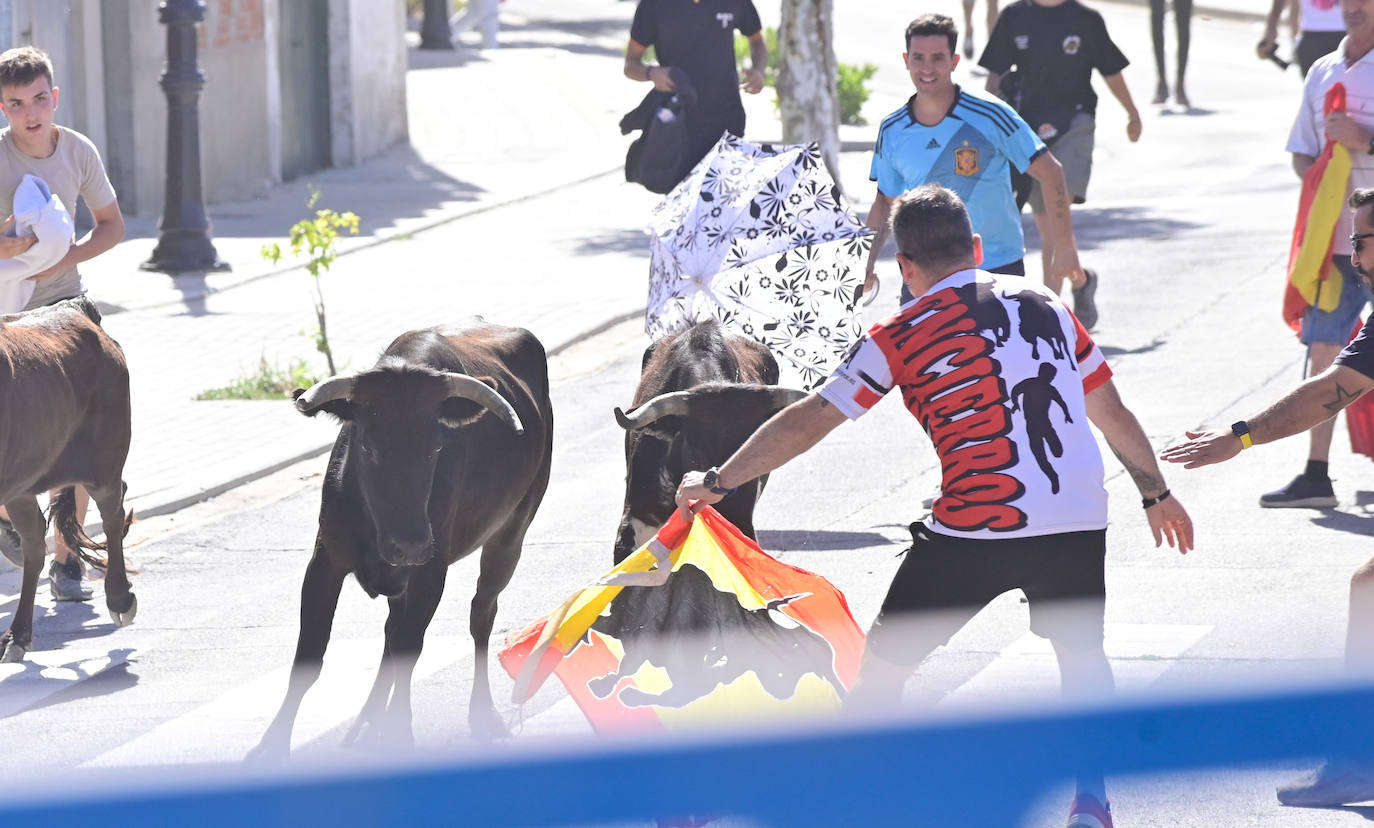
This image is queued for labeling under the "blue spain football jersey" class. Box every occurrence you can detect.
[870,88,1046,270]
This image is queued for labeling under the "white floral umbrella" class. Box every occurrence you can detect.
[645,134,872,390]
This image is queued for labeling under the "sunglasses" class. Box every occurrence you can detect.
[1353,232,1374,254]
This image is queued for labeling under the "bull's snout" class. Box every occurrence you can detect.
[378,531,436,567]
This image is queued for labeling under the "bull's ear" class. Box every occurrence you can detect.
[291,387,354,422]
[438,376,498,429]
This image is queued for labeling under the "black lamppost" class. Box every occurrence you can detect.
[142,0,227,274]
[419,0,454,50]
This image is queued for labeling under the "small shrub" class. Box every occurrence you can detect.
[838,62,878,126]
[261,189,360,376]
[196,356,321,401]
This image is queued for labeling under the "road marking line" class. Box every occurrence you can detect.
[81,635,465,767]
[941,623,1213,710]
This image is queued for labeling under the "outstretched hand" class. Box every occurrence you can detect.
[1146,495,1193,554]
[1159,429,1243,469]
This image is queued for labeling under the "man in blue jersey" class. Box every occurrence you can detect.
[863,14,1088,319]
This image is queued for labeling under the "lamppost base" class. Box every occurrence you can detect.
[140,234,231,275]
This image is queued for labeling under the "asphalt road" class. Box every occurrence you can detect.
[1,5,1372,827]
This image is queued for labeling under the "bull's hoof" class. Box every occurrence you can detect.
[0,632,27,663]
[341,714,414,751]
[469,705,510,742]
[108,592,137,627]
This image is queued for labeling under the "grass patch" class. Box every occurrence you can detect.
[196,356,322,401]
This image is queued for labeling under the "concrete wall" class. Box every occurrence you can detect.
[329,0,407,168]
[199,0,274,204]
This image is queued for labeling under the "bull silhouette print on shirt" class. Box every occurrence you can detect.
[1006,289,1071,362]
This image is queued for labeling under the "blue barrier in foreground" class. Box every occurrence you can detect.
[5,682,1374,826]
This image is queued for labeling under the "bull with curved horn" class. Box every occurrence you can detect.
[251,320,553,761]
[612,320,807,563]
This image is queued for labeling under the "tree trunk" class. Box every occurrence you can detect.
[777,0,841,191]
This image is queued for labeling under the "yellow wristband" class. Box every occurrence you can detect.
[1231,420,1253,450]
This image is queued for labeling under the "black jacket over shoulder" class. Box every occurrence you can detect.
[620,68,698,195]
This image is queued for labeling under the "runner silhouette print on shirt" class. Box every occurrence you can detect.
[1010,362,1072,493]
[1007,289,1071,362]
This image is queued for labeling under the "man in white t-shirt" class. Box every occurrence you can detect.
[676,184,1192,828]
[1261,5,1374,509]
[0,45,125,602]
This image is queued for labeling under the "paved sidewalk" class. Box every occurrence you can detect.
[68,0,1271,522]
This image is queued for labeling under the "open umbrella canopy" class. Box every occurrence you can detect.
[646,135,873,389]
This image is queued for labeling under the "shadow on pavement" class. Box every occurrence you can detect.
[1098,337,1167,358]
[757,529,894,552]
[9,658,139,715]
[572,228,647,256]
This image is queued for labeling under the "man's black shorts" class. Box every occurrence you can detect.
[867,523,1107,665]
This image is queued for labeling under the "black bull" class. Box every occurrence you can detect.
[250,322,553,760]
[612,321,806,563]
[583,564,842,708]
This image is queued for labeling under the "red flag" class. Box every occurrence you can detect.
[1284,83,1351,333]
[498,507,865,733]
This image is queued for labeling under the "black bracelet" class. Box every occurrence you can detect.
[1141,489,1172,509]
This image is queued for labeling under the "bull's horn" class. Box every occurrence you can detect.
[615,390,694,429]
[444,373,524,435]
[295,374,358,413]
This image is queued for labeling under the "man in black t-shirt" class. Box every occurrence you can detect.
[1162,187,1374,809]
[623,0,767,186]
[978,0,1141,330]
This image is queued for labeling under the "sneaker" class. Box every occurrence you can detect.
[48,557,92,602]
[1072,269,1099,330]
[1278,760,1374,807]
[0,517,21,568]
[1259,474,1338,508]
[1066,794,1113,828]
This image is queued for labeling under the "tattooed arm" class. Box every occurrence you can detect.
[1086,378,1194,552]
[1162,365,1374,469]
[675,393,847,519]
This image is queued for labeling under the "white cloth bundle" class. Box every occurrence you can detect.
[0,175,74,314]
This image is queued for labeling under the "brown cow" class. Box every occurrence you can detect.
[0,296,136,661]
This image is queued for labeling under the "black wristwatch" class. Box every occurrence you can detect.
[1231,420,1254,450]
[701,467,737,496]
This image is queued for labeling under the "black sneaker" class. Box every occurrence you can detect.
[48,557,92,602]
[1072,269,1099,330]
[1259,474,1338,508]
[0,517,21,568]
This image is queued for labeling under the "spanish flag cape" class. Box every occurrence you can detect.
[1285,83,1351,333]
[498,507,865,733]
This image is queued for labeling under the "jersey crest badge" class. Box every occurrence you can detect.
[1062,35,1081,54]
[1014,35,1029,50]
[955,143,979,176]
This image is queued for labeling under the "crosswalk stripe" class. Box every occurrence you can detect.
[941,623,1213,711]
[81,635,466,767]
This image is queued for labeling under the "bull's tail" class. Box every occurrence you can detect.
[47,486,136,572]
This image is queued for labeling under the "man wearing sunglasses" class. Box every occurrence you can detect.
[1162,188,1374,807]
